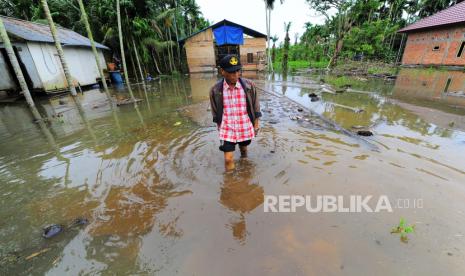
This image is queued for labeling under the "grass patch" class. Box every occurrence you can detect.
[324,76,361,89]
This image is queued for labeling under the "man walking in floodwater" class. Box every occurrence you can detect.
[209,54,261,170]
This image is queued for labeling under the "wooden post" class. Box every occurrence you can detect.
[0,17,42,120]
[40,0,77,96]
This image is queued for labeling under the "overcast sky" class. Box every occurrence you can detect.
[195,0,328,44]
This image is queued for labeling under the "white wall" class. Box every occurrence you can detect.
[27,42,67,91]
[27,42,107,92]
[63,46,106,86]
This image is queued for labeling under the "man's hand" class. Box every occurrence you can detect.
[254,119,260,135]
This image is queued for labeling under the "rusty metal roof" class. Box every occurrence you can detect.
[0,16,109,50]
[398,1,465,33]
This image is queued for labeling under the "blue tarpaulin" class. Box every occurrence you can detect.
[213,25,244,45]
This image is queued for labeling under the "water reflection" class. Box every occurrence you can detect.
[1,74,465,275]
[220,159,263,244]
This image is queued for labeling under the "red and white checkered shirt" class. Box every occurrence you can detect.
[219,80,255,142]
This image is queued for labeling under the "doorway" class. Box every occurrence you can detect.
[215,44,240,68]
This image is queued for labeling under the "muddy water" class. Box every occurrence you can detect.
[1,70,465,275]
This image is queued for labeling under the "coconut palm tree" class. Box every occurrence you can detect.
[116,0,136,102]
[271,35,278,64]
[264,0,284,72]
[77,0,110,96]
[0,17,42,120]
[282,22,291,74]
[40,0,77,96]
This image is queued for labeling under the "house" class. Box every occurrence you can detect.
[179,19,267,73]
[398,1,465,67]
[0,16,109,94]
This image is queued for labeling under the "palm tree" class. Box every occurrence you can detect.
[271,35,278,64]
[264,0,284,72]
[282,22,291,74]
[77,0,110,96]
[40,0,77,96]
[0,17,42,120]
[116,0,136,102]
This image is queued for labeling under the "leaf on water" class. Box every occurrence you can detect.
[174,121,182,126]
[25,248,50,261]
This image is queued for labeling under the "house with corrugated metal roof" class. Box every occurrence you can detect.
[398,1,465,67]
[0,16,110,94]
[179,19,267,73]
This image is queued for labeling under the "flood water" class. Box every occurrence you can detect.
[1,68,465,275]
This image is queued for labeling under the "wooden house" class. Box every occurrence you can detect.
[179,20,267,73]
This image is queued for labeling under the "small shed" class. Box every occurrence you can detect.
[179,19,267,73]
[398,1,465,67]
[0,16,109,94]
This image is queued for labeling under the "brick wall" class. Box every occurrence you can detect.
[401,25,465,66]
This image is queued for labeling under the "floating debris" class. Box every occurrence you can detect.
[70,217,89,227]
[42,224,63,239]
[25,248,51,261]
[297,108,304,112]
[357,130,373,136]
[116,98,142,106]
[174,121,182,126]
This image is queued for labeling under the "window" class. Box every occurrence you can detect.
[433,45,440,51]
[247,53,254,64]
[457,41,465,57]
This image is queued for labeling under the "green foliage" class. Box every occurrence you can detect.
[0,0,209,75]
[342,19,398,61]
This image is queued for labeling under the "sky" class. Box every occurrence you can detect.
[195,0,328,44]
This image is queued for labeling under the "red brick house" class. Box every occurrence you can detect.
[398,1,465,67]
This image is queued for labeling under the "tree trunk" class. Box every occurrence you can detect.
[167,27,175,72]
[0,17,42,120]
[328,38,343,68]
[77,0,110,95]
[172,0,182,68]
[40,0,77,96]
[132,37,146,82]
[151,49,162,75]
[116,0,137,102]
[129,46,139,82]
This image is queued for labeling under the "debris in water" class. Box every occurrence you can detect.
[308,93,320,102]
[70,217,89,227]
[25,248,51,261]
[116,98,142,106]
[391,218,415,243]
[357,130,373,136]
[174,121,182,126]
[297,108,304,112]
[43,224,63,239]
